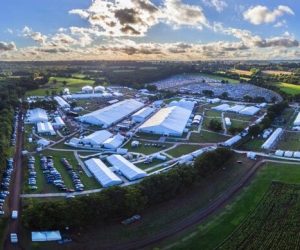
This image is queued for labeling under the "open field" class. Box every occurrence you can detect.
[166,144,202,157]
[198,73,240,84]
[277,131,300,151]
[189,130,228,143]
[219,182,300,249]
[20,154,254,250]
[26,76,95,96]
[167,162,300,250]
[229,69,253,76]
[263,70,293,75]
[276,82,300,95]
[238,138,264,151]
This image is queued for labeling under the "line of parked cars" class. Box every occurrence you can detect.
[61,158,84,192]
[11,110,19,146]
[0,158,14,216]
[27,156,37,190]
[40,156,67,191]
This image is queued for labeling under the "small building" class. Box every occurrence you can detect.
[26,108,48,124]
[132,107,155,123]
[212,104,230,112]
[261,128,283,150]
[81,130,113,147]
[31,231,62,242]
[82,85,93,93]
[293,112,300,126]
[103,134,125,149]
[225,117,231,126]
[222,135,242,147]
[52,116,65,128]
[84,158,122,187]
[94,86,105,93]
[54,96,70,109]
[275,150,284,157]
[37,122,56,135]
[106,154,147,181]
[239,106,260,116]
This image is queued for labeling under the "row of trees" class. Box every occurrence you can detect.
[22,148,234,230]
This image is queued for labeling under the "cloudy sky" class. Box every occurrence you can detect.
[0,0,299,61]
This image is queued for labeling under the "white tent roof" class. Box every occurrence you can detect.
[228,105,246,113]
[26,108,48,123]
[261,128,283,149]
[37,122,55,135]
[54,96,70,108]
[222,135,242,146]
[54,116,65,126]
[106,154,147,181]
[139,106,192,136]
[212,104,230,112]
[294,112,300,126]
[168,99,196,111]
[63,93,113,99]
[37,138,50,147]
[78,99,144,127]
[32,231,62,242]
[132,107,155,121]
[84,158,122,187]
[239,106,260,115]
[103,134,125,149]
[81,130,112,146]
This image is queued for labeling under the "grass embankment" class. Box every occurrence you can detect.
[167,162,300,249]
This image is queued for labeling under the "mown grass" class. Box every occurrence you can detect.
[166,144,201,157]
[276,82,300,95]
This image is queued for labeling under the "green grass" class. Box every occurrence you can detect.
[166,144,202,157]
[189,130,228,143]
[205,110,221,118]
[277,131,300,151]
[134,132,162,140]
[239,138,264,151]
[276,82,300,95]
[168,162,300,250]
[195,73,240,84]
[26,76,95,96]
[124,141,171,155]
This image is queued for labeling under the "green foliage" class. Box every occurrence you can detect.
[22,149,234,230]
[209,119,222,132]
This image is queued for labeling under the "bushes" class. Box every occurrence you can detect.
[22,148,234,230]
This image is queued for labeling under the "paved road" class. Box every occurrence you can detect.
[3,110,23,250]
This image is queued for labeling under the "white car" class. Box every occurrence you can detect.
[11,210,18,219]
[10,233,18,243]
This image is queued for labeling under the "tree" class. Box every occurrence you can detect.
[248,125,261,137]
[62,80,67,87]
[202,90,214,97]
[220,92,229,99]
[209,119,222,132]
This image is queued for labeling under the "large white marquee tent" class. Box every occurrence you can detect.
[78,99,144,127]
[139,106,192,136]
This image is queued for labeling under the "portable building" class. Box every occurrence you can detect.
[132,107,155,123]
[84,158,122,187]
[106,154,147,181]
[261,128,283,149]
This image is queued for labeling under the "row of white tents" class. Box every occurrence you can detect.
[85,155,147,187]
[212,104,260,116]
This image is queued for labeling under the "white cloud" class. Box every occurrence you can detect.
[243,5,294,25]
[163,0,209,29]
[22,26,48,45]
[202,0,227,12]
[0,41,16,52]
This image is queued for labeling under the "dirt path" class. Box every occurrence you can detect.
[3,109,24,250]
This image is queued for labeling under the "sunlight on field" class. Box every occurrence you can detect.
[276,82,300,95]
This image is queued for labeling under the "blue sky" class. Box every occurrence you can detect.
[0,0,299,60]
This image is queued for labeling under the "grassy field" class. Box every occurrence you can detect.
[239,138,265,151]
[219,182,300,249]
[189,130,228,143]
[167,162,300,250]
[263,70,293,75]
[26,76,95,96]
[277,131,300,151]
[166,144,202,157]
[197,73,240,84]
[124,140,171,155]
[276,82,300,95]
[229,69,253,76]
